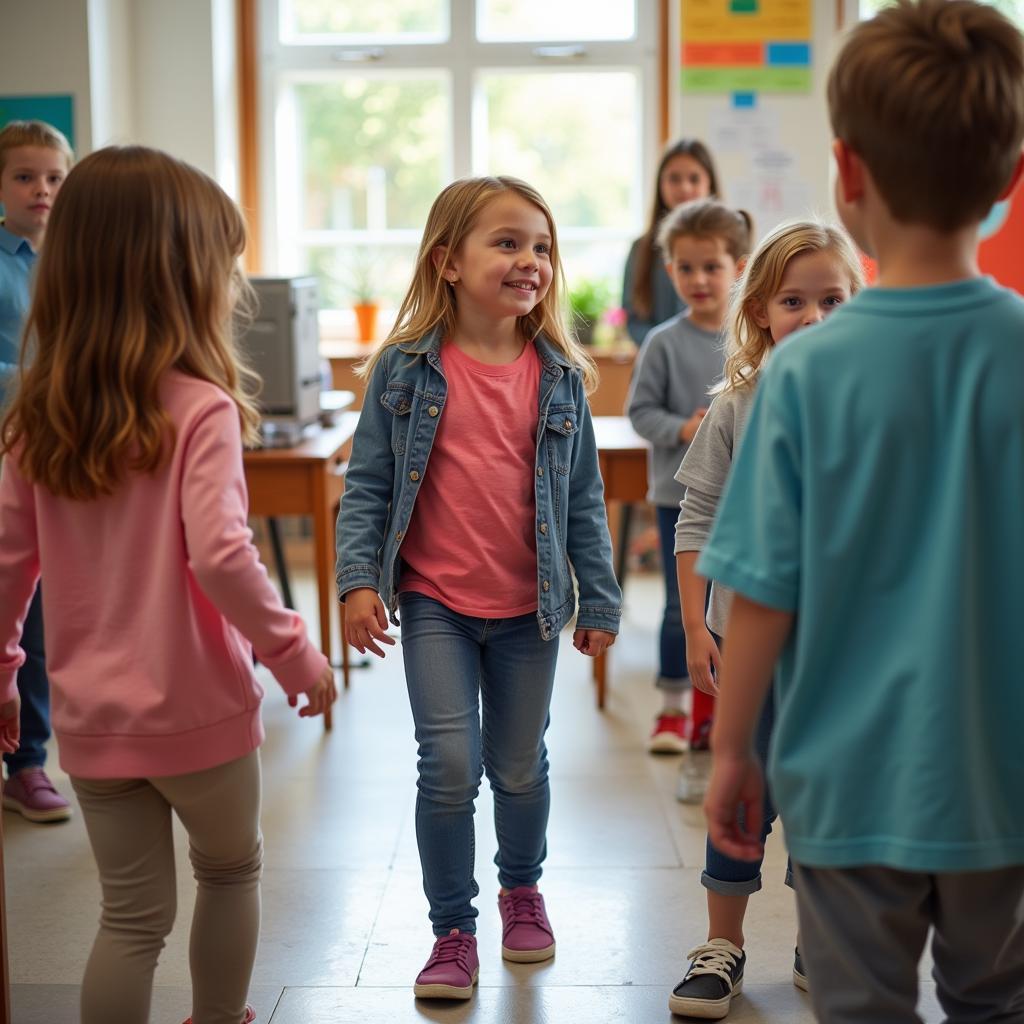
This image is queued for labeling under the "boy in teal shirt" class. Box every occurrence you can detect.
[699,2,1024,1020]
[0,120,73,822]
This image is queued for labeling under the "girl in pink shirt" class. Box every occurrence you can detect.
[0,146,335,1024]
[336,177,622,1000]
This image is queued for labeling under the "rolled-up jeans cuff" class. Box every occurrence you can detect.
[701,870,763,897]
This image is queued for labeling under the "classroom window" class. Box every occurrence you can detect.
[258,0,657,332]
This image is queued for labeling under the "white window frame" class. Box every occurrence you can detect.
[256,0,660,326]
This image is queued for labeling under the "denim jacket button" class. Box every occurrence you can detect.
[536,467,544,478]
[542,580,550,592]
[428,405,439,417]
[539,523,548,535]
[564,419,572,431]
[396,530,404,541]
[409,470,420,482]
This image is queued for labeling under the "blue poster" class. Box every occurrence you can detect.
[0,95,75,148]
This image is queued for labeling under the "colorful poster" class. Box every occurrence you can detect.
[681,0,813,93]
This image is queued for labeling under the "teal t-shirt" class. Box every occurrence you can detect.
[698,277,1024,872]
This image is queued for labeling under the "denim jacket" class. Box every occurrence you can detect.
[335,329,622,640]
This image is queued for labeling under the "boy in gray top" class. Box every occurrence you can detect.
[626,199,750,754]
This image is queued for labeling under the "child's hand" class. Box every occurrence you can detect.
[686,626,722,695]
[344,588,397,658]
[572,629,615,658]
[679,407,708,443]
[704,750,764,862]
[0,696,20,755]
[290,665,337,719]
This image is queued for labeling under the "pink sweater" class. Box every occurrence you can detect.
[0,371,328,779]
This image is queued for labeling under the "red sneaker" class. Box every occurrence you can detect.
[498,887,556,963]
[181,1006,254,1024]
[648,713,688,754]
[3,767,72,823]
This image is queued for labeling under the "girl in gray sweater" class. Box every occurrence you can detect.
[669,220,863,1019]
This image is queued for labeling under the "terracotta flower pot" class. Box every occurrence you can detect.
[353,302,379,344]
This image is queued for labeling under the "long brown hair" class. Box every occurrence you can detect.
[1,146,260,500]
[631,138,720,320]
[361,175,597,391]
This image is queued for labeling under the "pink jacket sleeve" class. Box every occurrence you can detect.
[180,396,329,696]
[0,453,40,702]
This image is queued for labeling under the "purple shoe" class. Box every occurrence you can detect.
[3,768,72,823]
[498,886,556,963]
[413,929,479,1000]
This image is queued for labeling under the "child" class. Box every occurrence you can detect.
[336,175,621,1001]
[701,2,1024,1021]
[0,146,336,1024]
[626,200,751,754]
[622,139,720,346]
[0,119,73,823]
[670,221,862,1019]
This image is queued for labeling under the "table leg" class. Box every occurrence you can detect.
[312,480,334,732]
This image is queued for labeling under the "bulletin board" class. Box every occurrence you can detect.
[0,95,75,149]
[680,0,813,93]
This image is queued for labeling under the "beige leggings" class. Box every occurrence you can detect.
[71,751,262,1024]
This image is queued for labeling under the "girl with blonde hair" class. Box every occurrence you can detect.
[668,220,862,1019]
[337,175,620,1001]
[0,145,335,1024]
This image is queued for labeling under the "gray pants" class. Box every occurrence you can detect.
[792,862,1024,1024]
[71,751,263,1024]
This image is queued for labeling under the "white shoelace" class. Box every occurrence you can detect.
[685,941,742,984]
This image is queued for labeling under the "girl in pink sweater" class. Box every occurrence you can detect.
[0,146,335,1024]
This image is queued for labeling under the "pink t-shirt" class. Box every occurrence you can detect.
[399,340,541,618]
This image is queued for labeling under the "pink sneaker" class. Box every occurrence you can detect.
[413,929,479,999]
[498,886,556,963]
[648,713,688,754]
[181,1005,255,1023]
[3,767,71,823]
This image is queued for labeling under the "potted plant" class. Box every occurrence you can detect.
[568,278,614,345]
[347,250,380,344]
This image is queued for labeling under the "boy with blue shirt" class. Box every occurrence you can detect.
[699,2,1024,1020]
[0,120,73,822]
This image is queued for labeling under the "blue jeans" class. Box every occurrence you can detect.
[398,593,559,935]
[702,684,794,895]
[656,505,687,690]
[4,585,51,776]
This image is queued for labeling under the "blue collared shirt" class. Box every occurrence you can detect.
[0,223,36,399]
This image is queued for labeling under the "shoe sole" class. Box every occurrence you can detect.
[793,969,809,992]
[668,977,742,1019]
[2,795,72,823]
[501,941,555,964]
[413,970,479,1000]
[648,736,688,755]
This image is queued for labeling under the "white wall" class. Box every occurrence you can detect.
[669,0,847,238]
[0,0,93,152]
[0,0,239,195]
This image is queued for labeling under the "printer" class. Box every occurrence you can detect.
[240,276,322,445]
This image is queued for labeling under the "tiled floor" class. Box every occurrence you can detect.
[5,571,944,1023]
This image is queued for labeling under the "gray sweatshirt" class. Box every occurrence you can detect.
[625,313,724,507]
[673,384,756,636]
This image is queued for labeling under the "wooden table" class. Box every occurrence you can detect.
[593,416,650,710]
[243,413,359,728]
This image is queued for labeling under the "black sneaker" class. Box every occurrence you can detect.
[669,938,745,1019]
[793,947,809,991]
